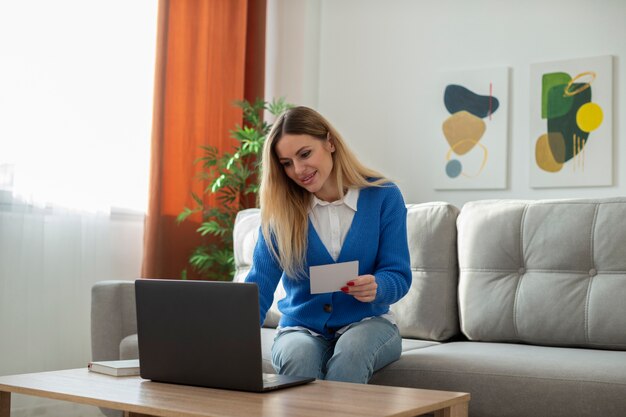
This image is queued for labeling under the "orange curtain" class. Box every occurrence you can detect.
[142,0,266,280]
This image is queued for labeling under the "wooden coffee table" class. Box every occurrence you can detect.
[0,368,469,417]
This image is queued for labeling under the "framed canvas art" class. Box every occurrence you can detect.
[433,67,509,190]
[530,55,613,187]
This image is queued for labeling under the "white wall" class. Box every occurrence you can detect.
[266,0,625,207]
[265,0,321,109]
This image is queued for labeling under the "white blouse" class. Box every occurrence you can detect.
[309,187,359,261]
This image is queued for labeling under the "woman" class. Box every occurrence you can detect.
[245,106,411,383]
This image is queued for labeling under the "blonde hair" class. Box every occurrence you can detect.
[259,106,387,278]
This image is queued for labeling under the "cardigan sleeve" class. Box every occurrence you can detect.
[244,228,283,326]
[372,184,412,305]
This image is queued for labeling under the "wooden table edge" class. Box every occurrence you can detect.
[0,370,471,417]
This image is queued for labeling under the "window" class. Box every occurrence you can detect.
[0,0,158,212]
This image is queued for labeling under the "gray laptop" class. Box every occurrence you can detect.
[135,279,315,392]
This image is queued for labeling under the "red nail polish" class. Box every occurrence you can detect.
[341,286,349,293]
[347,281,355,286]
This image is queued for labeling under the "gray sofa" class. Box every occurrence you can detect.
[91,198,626,417]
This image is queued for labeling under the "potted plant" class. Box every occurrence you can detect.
[177,98,292,280]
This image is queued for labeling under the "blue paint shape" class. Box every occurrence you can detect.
[444,84,500,118]
[445,159,462,178]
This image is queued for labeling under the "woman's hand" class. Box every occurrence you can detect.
[341,274,377,303]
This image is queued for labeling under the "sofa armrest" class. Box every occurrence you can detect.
[91,280,137,361]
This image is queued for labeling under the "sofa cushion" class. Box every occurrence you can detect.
[370,341,626,417]
[390,202,460,340]
[234,203,461,341]
[457,198,626,350]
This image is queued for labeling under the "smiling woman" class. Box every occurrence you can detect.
[0,0,157,213]
[246,106,412,384]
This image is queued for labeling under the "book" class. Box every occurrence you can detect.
[87,359,140,377]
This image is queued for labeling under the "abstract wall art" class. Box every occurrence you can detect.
[530,56,613,187]
[434,68,509,190]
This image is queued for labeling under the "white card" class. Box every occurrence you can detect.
[309,261,359,294]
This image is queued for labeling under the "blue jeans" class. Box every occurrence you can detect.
[271,317,402,383]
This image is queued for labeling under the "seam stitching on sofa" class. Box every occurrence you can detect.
[457,268,626,274]
[448,207,459,337]
[446,206,456,280]
[585,204,600,344]
[379,368,626,385]
[470,338,626,347]
[512,276,524,339]
[458,268,626,276]
[482,200,626,206]
[585,204,600,343]
[411,267,451,273]
[531,201,626,205]
[590,204,599,271]
[440,338,626,348]
[407,203,450,209]
[513,205,529,339]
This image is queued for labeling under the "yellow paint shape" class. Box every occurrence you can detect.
[563,71,596,97]
[442,111,486,155]
[576,102,603,132]
[535,133,564,172]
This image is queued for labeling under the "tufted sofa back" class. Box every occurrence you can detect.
[233,197,626,349]
[457,198,626,350]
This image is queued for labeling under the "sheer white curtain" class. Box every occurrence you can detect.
[0,1,157,416]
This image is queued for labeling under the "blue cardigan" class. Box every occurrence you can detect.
[245,183,411,338]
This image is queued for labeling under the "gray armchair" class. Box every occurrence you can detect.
[91,280,138,362]
[90,280,137,417]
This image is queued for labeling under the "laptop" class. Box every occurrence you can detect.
[134,279,315,392]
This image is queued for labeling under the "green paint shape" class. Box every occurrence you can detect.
[542,72,571,119]
[547,132,566,164]
[547,83,591,162]
[546,84,573,119]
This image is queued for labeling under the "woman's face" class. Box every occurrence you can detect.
[274,133,338,201]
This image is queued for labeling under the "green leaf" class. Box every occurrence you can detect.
[190,254,212,272]
[268,97,293,116]
[199,145,219,153]
[231,126,261,143]
[211,174,226,192]
[197,220,227,237]
[217,194,236,206]
[225,152,241,170]
[191,192,204,206]
[176,207,196,223]
[214,248,234,265]
[245,184,260,194]
[198,158,218,168]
